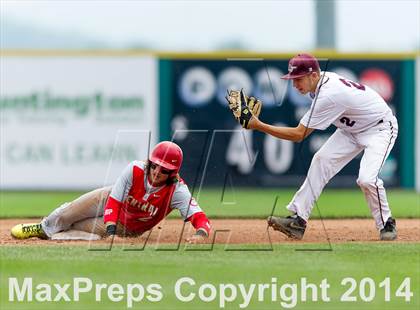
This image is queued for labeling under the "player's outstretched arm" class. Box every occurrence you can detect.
[249,119,314,142]
[185,212,211,244]
[225,90,312,142]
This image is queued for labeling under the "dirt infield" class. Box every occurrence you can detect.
[1,218,419,246]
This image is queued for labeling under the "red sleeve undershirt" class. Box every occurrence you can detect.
[187,211,211,235]
[103,196,122,224]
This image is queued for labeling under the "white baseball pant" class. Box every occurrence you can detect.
[287,116,398,230]
[41,186,114,238]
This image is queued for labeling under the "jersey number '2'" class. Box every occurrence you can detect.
[338,78,365,127]
[339,78,366,91]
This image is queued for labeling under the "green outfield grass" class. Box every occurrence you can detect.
[1,244,419,309]
[0,189,418,219]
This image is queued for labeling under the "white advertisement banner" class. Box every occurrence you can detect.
[0,56,158,189]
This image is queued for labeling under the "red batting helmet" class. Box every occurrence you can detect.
[281,53,320,80]
[149,141,183,173]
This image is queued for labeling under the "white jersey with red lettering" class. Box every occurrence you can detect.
[109,161,201,218]
[40,161,209,238]
[105,160,203,233]
[287,71,398,230]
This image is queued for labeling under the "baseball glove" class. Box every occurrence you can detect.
[226,89,262,129]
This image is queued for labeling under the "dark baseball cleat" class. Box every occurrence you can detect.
[267,215,307,240]
[380,217,397,241]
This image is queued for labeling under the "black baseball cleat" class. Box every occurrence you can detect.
[380,217,397,241]
[267,215,307,240]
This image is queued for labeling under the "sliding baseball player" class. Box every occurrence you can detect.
[11,141,211,243]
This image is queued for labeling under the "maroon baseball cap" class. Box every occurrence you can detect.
[281,53,320,79]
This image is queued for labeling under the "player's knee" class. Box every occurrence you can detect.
[311,151,329,166]
[357,176,376,189]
